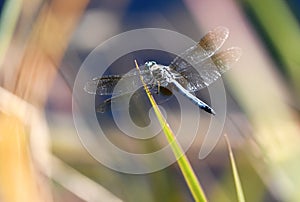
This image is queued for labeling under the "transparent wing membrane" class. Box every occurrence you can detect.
[84,69,153,96]
[169,26,229,73]
[84,75,122,95]
[84,27,241,114]
[174,47,242,92]
[210,47,242,74]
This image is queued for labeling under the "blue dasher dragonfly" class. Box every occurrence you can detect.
[84,27,241,115]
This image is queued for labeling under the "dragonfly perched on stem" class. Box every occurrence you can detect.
[84,27,241,115]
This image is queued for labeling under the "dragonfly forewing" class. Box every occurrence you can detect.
[169,26,229,73]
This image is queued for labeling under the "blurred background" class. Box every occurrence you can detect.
[0,0,300,201]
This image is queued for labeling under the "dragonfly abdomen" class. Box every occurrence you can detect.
[171,79,216,115]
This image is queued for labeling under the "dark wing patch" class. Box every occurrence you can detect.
[211,47,242,73]
[169,26,229,73]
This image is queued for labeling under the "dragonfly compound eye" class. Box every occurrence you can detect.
[145,61,157,68]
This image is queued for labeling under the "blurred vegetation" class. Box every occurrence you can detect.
[0,0,299,202]
[243,0,300,103]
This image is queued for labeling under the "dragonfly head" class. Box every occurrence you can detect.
[145,61,157,70]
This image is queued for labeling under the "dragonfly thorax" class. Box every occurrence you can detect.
[145,61,180,87]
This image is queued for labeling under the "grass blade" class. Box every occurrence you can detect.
[224,134,245,202]
[134,60,207,202]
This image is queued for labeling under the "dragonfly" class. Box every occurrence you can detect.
[84,26,241,115]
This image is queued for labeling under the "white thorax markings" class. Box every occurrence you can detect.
[145,61,181,87]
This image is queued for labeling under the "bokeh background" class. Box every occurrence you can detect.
[0,0,300,201]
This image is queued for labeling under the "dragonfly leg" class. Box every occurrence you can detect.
[151,82,160,94]
[157,81,161,94]
[96,98,111,113]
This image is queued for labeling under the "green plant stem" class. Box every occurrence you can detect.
[135,60,207,202]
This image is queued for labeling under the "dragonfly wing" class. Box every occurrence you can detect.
[185,69,221,92]
[84,75,121,95]
[177,47,242,92]
[84,68,153,95]
[210,47,242,74]
[96,92,132,112]
[96,87,174,113]
[169,26,229,73]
